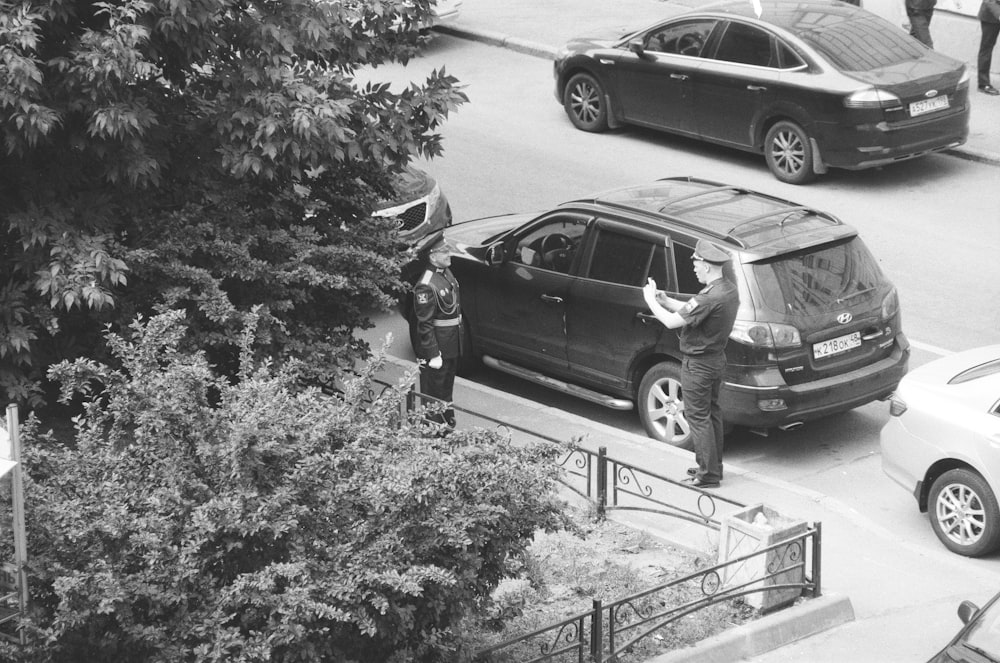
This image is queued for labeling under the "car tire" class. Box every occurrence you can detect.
[638,362,693,450]
[929,469,1000,557]
[564,72,609,132]
[764,120,816,185]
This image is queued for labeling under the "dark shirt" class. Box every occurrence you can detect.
[677,278,740,356]
[410,267,462,360]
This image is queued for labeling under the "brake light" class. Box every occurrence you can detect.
[881,288,899,320]
[731,321,801,349]
[844,88,901,109]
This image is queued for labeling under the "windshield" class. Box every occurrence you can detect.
[797,13,924,71]
[752,238,884,315]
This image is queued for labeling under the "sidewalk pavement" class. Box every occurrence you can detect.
[372,355,1000,663]
[435,0,1000,167]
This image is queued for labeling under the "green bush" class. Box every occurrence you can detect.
[2,311,570,662]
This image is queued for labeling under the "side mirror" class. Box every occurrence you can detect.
[486,242,505,266]
[628,38,648,58]
[958,600,980,625]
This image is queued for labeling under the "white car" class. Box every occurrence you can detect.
[427,0,462,25]
[881,345,1000,557]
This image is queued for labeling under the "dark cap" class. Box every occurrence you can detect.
[693,239,731,265]
[425,230,453,253]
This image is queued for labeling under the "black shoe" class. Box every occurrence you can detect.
[684,476,720,489]
[980,85,1000,95]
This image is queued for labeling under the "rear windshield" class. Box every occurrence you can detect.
[752,237,885,316]
[796,13,924,71]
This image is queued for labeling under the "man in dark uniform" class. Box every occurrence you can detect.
[409,233,462,430]
[641,239,740,488]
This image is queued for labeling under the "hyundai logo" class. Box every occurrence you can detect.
[837,312,853,324]
[925,89,938,98]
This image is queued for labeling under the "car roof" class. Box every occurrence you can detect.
[695,0,863,26]
[567,176,857,261]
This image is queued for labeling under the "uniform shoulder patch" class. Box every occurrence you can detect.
[418,271,433,285]
[681,298,699,314]
[416,291,431,305]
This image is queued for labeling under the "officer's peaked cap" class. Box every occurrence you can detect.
[426,230,454,253]
[693,239,731,265]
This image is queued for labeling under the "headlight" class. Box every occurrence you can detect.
[426,182,442,217]
[958,66,971,89]
[844,88,902,109]
[730,320,801,349]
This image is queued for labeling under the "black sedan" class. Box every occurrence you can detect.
[554,0,970,184]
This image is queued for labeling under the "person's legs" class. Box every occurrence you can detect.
[419,363,453,427]
[979,22,1000,88]
[908,11,933,48]
[682,357,723,484]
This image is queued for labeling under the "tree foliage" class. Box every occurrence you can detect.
[2,311,570,662]
[0,0,467,405]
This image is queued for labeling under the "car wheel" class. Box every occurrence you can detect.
[764,120,816,185]
[638,362,692,449]
[564,73,609,132]
[929,469,1000,557]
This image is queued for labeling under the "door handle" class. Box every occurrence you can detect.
[861,330,884,341]
[540,294,563,304]
[636,312,658,323]
[747,84,766,91]
[670,73,689,81]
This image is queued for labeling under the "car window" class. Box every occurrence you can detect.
[644,20,716,57]
[512,215,588,274]
[751,237,885,315]
[713,22,774,67]
[776,41,805,69]
[587,230,655,286]
[795,12,924,71]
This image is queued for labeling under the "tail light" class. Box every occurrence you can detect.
[844,88,902,110]
[881,288,899,320]
[730,320,801,349]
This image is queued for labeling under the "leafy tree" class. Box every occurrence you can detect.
[0,0,467,405]
[1,310,570,662]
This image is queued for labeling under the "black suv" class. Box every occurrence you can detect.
[404,177,909,447]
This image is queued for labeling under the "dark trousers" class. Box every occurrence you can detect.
[682,354,726,483]
[980,21,1000,88]
[908,10,934,48]
[419,358,457,427]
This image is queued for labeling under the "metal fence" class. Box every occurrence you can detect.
[357,373,823,663]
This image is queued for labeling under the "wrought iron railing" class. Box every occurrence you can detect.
[353,372,823,662]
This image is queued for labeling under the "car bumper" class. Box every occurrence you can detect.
[879,414,929,508]
[719,335,910,429]
[814,104,970,171]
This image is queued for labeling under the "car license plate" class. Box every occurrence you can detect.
[909,95,949,117]
[813,332,861,360]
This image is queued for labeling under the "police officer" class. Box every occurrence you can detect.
[641,239,740,488]
[409,233,462,430]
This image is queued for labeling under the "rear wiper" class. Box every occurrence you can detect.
[836,287,875,304]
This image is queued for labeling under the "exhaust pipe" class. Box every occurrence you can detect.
[778,421,804,432]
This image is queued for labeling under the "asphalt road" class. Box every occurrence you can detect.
[357,33,1000,571]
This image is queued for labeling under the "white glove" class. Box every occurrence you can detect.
[428,355,443,370]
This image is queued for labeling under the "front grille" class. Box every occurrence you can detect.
[398,203,427,231]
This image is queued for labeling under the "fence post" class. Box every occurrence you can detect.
[596,447,607,520]
[811,522,822,597]
[590,599,603,663]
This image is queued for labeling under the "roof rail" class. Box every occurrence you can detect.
[654,185,752,213]
[726,205,809,233]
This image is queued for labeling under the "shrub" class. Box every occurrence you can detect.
[1,311,569,662]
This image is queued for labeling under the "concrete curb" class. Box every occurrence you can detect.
[432,24,1000,167]
[644,593,856,663]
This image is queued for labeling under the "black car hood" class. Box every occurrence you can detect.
[377,167,433,209]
